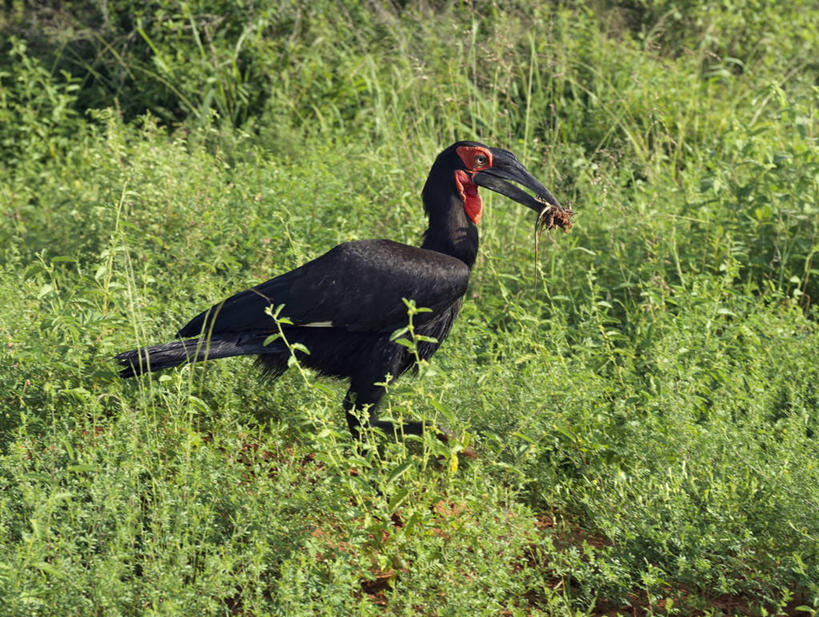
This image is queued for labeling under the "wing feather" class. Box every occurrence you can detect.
[177,240,470,337]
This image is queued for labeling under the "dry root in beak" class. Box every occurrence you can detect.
[534,200,574,292]
[535,199,574,234]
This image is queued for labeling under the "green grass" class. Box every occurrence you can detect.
[1,1,818,615]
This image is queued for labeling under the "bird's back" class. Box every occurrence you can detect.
[178,239,471,339]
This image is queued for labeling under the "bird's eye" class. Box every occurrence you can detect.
[473,154,488,168]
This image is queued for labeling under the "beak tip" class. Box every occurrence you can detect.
[536,193,564,214]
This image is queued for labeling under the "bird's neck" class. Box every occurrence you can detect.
[420,191,479,268]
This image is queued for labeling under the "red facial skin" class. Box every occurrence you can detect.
[453,146,493,224]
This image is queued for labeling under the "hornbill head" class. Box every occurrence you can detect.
[425,140,564,225]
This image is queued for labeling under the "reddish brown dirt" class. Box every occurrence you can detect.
[536,203,574,233]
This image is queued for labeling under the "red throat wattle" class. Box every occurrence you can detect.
[454,170,482,224]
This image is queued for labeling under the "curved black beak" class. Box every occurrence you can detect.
[472,148,563,213]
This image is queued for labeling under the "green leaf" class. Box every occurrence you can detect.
[68,463,99,473]
[429,398,455,424]
[187,395,210,415]
[35,562,63,578]
[387,461,412,485]
[388,487,410,512]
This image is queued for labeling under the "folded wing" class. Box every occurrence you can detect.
[177,239,471,338]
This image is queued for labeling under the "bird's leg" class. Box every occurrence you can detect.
[343,384,477,457]
[343,381,424,441]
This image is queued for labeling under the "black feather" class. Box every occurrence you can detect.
[116,333,283,377]
[115,141,561,443]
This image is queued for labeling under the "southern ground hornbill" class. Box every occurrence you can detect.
[117,141,567,443]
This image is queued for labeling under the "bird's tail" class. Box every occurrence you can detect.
[116,333,279,378]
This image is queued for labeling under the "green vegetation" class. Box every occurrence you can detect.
[1,1,817,614]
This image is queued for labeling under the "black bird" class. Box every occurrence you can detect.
[117,141,564,441]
